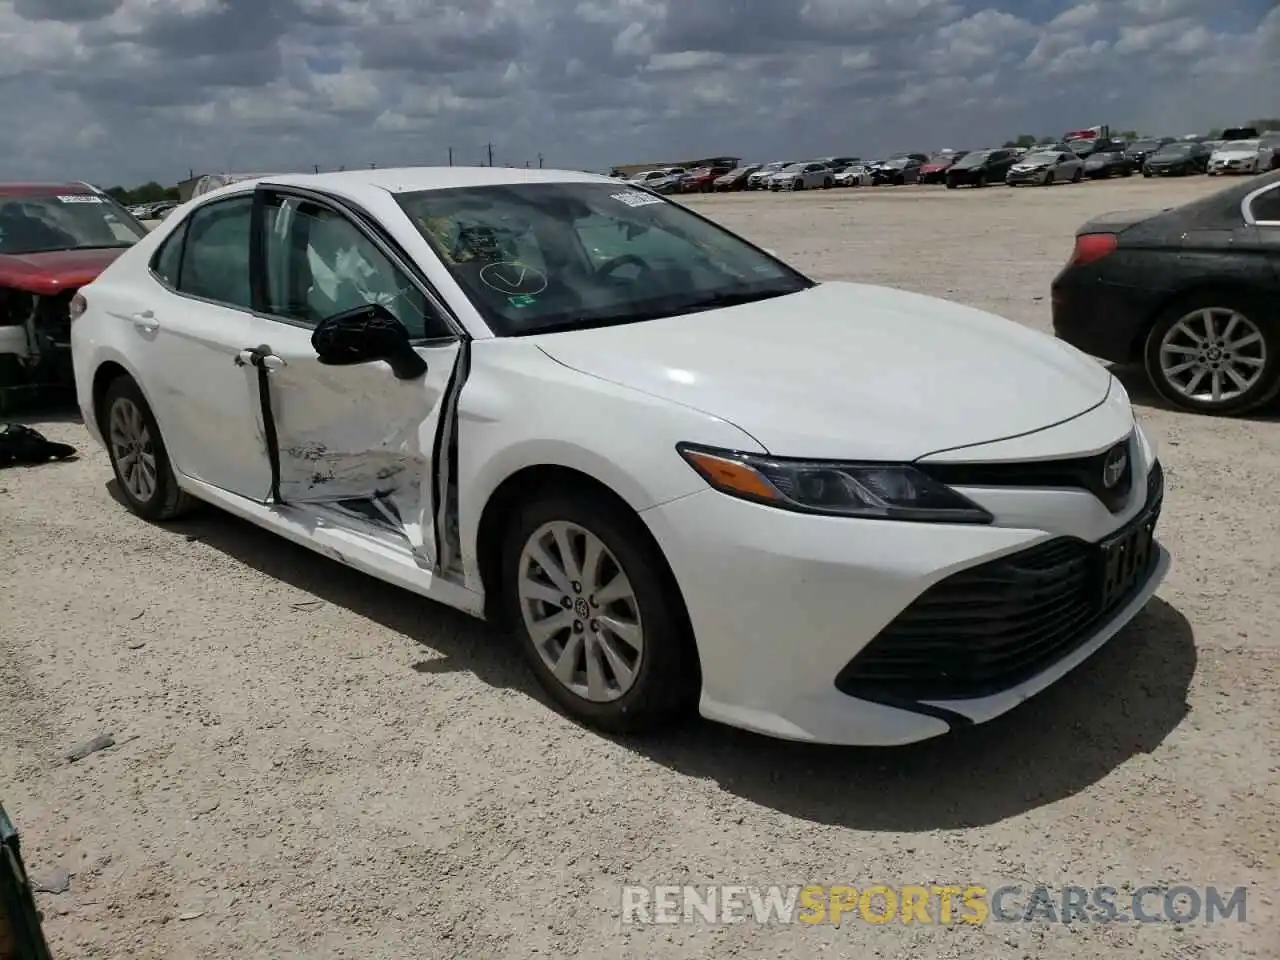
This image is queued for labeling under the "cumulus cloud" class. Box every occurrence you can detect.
[0,0,1275,185]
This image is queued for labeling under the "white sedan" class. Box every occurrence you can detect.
[1207,140,1261,175]
[70,167,1170,746]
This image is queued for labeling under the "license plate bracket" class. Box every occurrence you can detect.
[1097,499,1161,611]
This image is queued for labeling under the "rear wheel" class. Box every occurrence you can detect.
[102,375,194,520]
[1143,293,1280,416]
[1071,168,1083,182]
[975,173,986,188]
[502,491,700,734]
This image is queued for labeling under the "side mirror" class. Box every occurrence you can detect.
[311,303,428,380]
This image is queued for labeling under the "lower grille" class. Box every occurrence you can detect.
[836,461,1163,702]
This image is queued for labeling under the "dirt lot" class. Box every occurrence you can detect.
[3,178,1277,959]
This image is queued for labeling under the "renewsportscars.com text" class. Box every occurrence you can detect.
[620,884,1248,926]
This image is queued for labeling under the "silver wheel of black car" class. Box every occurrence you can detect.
[1144,295,1280,415]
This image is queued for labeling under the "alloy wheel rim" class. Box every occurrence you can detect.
[517,520,644,703]
[1159,307,1268,404]
[108,397,158,502]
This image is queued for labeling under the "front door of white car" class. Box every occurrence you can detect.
[248,189,463,567]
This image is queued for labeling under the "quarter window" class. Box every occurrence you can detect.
[151,220,187,287]
[261,197,444,338]
[1249,185,1280,223]
[175,196,254,309]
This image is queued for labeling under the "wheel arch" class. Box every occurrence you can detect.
[1127,280,1273,361]
[472,463,697,660]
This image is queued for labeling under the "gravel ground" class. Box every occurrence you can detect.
[3,177,1277,959]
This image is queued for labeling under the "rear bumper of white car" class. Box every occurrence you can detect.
[641,422,1168,746]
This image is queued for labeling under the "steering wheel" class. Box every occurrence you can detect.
[595,253,653,283]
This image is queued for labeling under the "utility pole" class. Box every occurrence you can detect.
[525,160,530,168]
[537,152,544,168]
[448,147,453,166]
[487,143,494,167]
[313,164,320,174]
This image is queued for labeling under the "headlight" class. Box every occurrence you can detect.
[676,443,994,523]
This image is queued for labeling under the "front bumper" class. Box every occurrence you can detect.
[1208,160,1255,174]
[642,410,1168,746]
[1007,168,1049,184]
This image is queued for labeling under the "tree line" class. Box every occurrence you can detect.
[102,181,180,205]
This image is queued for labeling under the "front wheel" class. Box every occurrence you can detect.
[102,375,194,521]
[502,493,700,734]
[1143,293,1280,416]
[1071,168,1082,183]
[975,173,986,187]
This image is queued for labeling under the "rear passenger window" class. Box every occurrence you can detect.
[175,196,253,309]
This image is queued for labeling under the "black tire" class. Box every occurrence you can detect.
[101,375,194,521]
[1042,170,1053,186]
[823,178,832,188]
[1143,290,1280,416]
[1143,170,1152,178]
[946,180,957,189]
[501,491,700,735]
[975,173,986,188]
[1071,168,1083,183]
[1123,168,1133,177]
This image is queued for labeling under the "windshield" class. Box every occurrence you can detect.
[0,193,148,255]
[1222,140,1259,151]
[1154,144,1193,156]
[1089,152,1121,161]
[1022,152,1059,164]
[954,151,991,167]
[396,181,812,337]
[1126,140,1160,152]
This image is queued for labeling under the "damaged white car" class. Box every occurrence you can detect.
[71,168,1168,746]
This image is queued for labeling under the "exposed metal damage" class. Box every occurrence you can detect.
[249,339,471,581]
[0,287,77,410]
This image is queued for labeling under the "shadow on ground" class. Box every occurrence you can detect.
[149,497,1196,832]
[1112,362,1280,421]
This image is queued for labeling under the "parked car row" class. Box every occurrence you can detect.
[125,200,177,220]
[616,129,1280,200]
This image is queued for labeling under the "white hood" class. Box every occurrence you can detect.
[534,281,1113,461]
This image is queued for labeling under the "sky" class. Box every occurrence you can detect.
[1,0,1277,187]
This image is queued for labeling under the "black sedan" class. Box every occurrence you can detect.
[945,148,1018,187]
[1051,170,1280,415]
[870,156,923,185]
[1123,137,1174,168]
[1143,141,1209,177]
[1084,150,1136,179]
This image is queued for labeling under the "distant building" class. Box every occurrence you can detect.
[176,174,206,202]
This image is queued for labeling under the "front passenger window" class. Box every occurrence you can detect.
[176,196,253,309]
[262,198,442,338]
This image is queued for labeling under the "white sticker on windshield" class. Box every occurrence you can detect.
[57,195,104,203]
[611,191,664,207]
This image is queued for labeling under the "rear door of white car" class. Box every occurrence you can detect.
[245,186,468,569]
[110,194,273,498]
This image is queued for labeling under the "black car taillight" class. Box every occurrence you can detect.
[1069,233,1117,267]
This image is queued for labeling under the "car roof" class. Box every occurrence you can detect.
[0,181,98,197]
[230,166,614,198]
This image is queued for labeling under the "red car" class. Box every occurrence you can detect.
[918,152,967,184]
[678,165,734,193]
[0,181,151,407]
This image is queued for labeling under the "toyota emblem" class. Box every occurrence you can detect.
[1102,445,1128,489]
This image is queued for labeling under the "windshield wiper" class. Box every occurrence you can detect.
[674,285,806,313]
[71,243,134,250]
